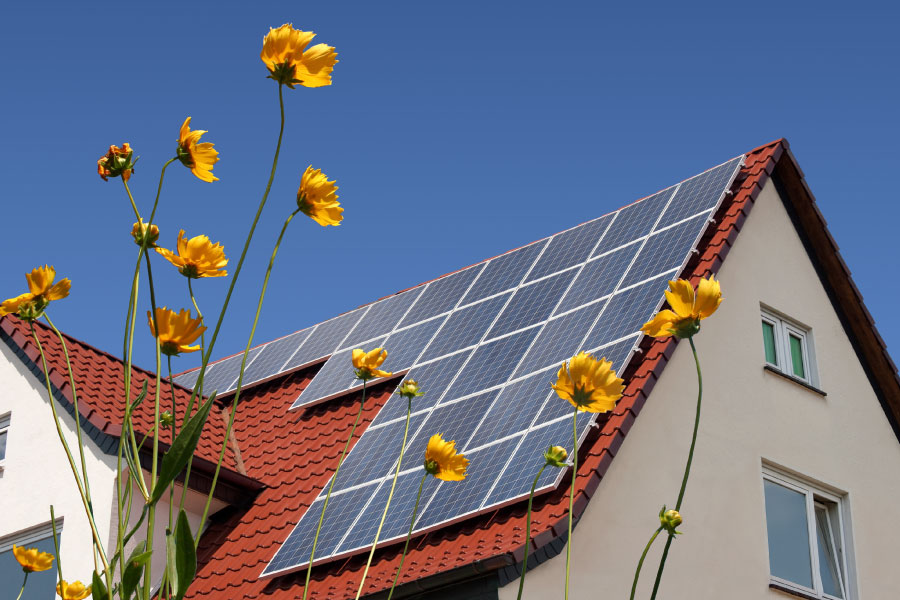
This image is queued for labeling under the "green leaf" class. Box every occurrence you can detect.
[91,571,109,600]
[150,392,216,505]
[174,509,197,600]
[122,541,148,600]
[129,380,149,413]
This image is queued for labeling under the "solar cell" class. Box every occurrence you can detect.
[526,215,614,282]
[282,308,365,372]
[240,328,313,386]
[261,155,744,577]
[486,271,573,338]
[461,240,547,304]
[292,340,385,407]
[201,347,263,394]
[173,365,203,391]
[397,264,484,328]
[342,288,423,350]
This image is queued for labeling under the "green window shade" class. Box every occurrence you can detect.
[790,334,806,378]
[762,321,777,364]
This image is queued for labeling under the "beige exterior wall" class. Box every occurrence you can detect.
[0,340,223,588]
[500,178,900,599]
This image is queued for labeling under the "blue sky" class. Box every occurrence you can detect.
[1,1,897,373]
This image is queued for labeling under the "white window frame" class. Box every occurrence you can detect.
[761,307,818,387]
[762,467,852,600]
[0,412,10,472]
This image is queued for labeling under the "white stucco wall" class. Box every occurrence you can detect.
[0,340,224,588]
[500,178,900,599]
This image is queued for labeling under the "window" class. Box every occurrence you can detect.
[0,520,62,599]
[0,412,10,469]
[762,468,850,599]
[761,309,817,386]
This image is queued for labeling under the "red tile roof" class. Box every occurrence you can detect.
[0,314,251,489]
[182,141,799,599]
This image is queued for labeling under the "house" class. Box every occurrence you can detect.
[1,139,898,599]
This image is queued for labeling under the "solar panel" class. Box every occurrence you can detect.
[261,155,744,578]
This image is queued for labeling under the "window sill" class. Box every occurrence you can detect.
[763,365,826,397]
[769,582,821,600]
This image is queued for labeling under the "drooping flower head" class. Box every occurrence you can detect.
[551,351,623,413]
[641,276,722,339]
[176,117,219,183]
[0,266,71,320]
[12,545,54,572]
[396,379,424,400]
[97,143,136,182]
[543,445,570,468]
[132,220,159,248]
[56,580,92,600]
[424,434,469,482]
[352,347,391,381]
[261,24,338,88]
[156,230,228,278]
[147,307,206,356]
[659,506,683,536]
[297,166,342,226]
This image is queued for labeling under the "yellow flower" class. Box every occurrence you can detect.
[155,230,228,278]
[56,580,92,600]
[551,351,624,413]
[352,347,391,381]
[543,445,569,468]
[297,166,343,226]
[97,143,136,182]
[132,220,159,248]
[148,307,206,356]
[12,545,54,572]
[424,434,469,482]
[260,24,338,88]
[0,266,71,319]
[641,276,722,339]
[176,117,219,183]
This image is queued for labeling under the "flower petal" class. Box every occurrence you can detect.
[694,275,722,319]
[664,279,695,319]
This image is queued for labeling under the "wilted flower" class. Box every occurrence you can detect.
[260,23,337,88]
[176,117,219,183]
[0,266,71,320]
[424,434,469,482]
[12,545,54,572]
[659,506,683,535]
[56,580,92,600]
[147,307,206,356]
[352,347,391,381]
[551,351,623,413]
[132,220,160,247]
[396,379,424,400]
[641,276,722,339]
[97,143,136,182]
[543,445,569,468]
[297,166,342,226]
[156,230,228,278]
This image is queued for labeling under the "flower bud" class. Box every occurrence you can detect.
[160,411,174,430]
[132,220,160,248]
[543,445,569,468]
[97,143,137,182]
[396,379,424,400]
[659,506,682,535]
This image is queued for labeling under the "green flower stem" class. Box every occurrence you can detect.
[515,463,548,600]
[187,278,205,400]
[386,473,428,600]
[148,158,176,225]
[355,397,413,600]
[178,279,204,517]
[185,82,286,419]
[649,336,703,600]
[195,207,301,540]
[564,406,579,600]
[122,178,142,224]
[29,323,111,577]
[143,337,163,600]
[167,355,177,529]
[629,526,663,600]
[43,315,93,514]
[50,505,63,586]
[15,572,28,600]
[302,381,368,600]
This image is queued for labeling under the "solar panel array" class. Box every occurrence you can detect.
[260,155,744,577]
